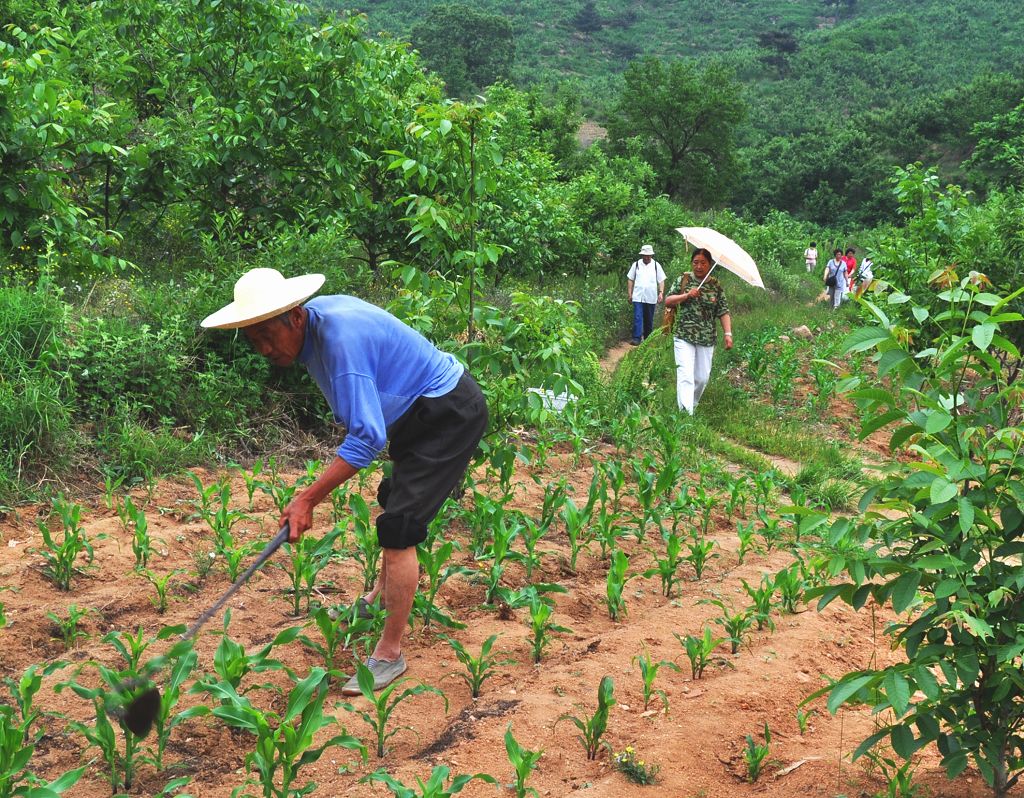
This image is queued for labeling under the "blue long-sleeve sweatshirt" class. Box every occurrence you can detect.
[296,295,464,468]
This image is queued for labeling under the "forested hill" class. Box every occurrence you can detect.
[321,0,1024,225]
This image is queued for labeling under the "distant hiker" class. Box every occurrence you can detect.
[855,256,874,298]
[804,241,818,273]
[824,249,847,310]
[627,244,666,344]
[842,248,857,301]
[664,248,733,414]
[201,268,488,696]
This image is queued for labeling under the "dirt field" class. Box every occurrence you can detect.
[0,452,992,798]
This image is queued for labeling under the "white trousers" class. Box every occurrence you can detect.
[674,338,715,414]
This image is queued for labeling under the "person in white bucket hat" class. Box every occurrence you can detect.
[202,268,488,695]
[626,244,665,345]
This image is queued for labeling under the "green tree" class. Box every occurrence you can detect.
[969,100,1024,187]
[606,57,746,205]
[409,3,514,98]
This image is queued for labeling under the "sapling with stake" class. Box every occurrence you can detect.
[556,675,615,760]
[505,723,543,798]
[441,634,515,698]
[339,660,447,758]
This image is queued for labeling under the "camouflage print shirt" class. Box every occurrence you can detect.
[669,272,731,347]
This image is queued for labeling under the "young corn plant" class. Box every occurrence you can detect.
[633,648,680,713]
[644,531,684,598]
[204,668,365,796]
[684,535,717,580]
[121,495,155,571]
[1,686,85,797]
[281,526,341,616]
[598,459,627,515]
[741,575,777,632]
[701,598,755,655]
[144,643,202,772]
[339,660,447,758]
[560,496,592,570]
[527,593,572,664]
[538,478,569,532]
[605,548,635,621]
[735,520,758,565]
[361,766,495,797]
[590,505,625,561]
[774,561,805,613]
[298,607,347,681]
[556,676,615,760]
[629,457,659,543]
[260,456,299,514]
[101,471,125,512]
[143,569,182,614]
[240,458,265,510]
[725,474,750,517]
[349,493,381,591]
[756,509,784,551]
[505,723,543,798]
[518,515,548,580]
[415,539,472,630]
[441,634,515,698]
[34,494,94,591]
[478,517,524,605]
[751,469,778,515]
[674,627,725,680]
[743,723,772,782]
[47,604,93,649]
[192,612,300,695]
[692,484,717,539]
[187,470,225,523]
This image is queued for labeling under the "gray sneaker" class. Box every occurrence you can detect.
[341,655,407,696]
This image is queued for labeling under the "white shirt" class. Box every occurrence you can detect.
[804,247,818,264]
[627,259,666,303]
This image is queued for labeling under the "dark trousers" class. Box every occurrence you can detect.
[633,302,656,340]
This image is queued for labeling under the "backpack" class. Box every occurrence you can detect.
[824,262,838,288]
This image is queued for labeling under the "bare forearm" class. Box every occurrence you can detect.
[299,456,358,507]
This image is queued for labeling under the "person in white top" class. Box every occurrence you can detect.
[627,244,666,344]
[854,256,874,298]
[804,241,818,273]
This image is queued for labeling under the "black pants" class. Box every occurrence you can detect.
[374,372,488,549]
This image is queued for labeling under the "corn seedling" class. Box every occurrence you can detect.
[205,668,365,796]
[700,598,754,655]
[415,539,472,629]
[192,612,300,695]
[329,481,351,528]
[494,582,567,613]
[34,494,94,591]
[240,458,265,510]
[556,675,615,760]
[865,749,922,798]
[298,606,348,680]
[795,707,817,735]
[192,546,217,581]
[441,634,515,698]
[741,575,777,632]
[633,648,679,712]
[187,470,224,522]
[756,509,784,551]
[665,488,695,537]
[505,723,543,798]
[538,478,569,531]
[361,765,495,797]
[735,520,758,565]
[644,530,684,598]
[692,484,717,539]
[143,644,201,772]
[527,592,572,663]
[339,660,447,758]
[674,627,724,680]
[599,459,627,515]
[560,496,591,570]
[47,604,93,649]
[281,526,341,616]
[725,474,750,517]
[605,548,636,621]
[684,535,717,580]
[1,703,85,797]
[102,471,125,511]
[478,517,524,605]
[774,562,805,613]
[144,569,182,614]
[349,493,381,591]
[260,456,299,514]
[629,457,658,542]
[5,662,62,732]
[742,723,772,782]
[519,515,548,579]
[121,495,155,570]
[751,469,778,515]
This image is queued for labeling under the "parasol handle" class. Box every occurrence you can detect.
[696,261,719,289]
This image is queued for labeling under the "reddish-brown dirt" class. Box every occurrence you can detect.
[0,454,990,798]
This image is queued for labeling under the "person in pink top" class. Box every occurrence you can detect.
[842,248,857,302]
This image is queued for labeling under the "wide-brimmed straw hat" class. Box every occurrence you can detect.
[639,244,655,256]
[200,268,325,329]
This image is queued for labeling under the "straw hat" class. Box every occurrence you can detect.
[201,268,326,329]
[639,244,655,256]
